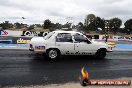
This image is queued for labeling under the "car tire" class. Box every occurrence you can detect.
[95,49,106,59]
[46,49,60,61]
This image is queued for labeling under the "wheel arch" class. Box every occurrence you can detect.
[97,48,107,52]
[98,46,107,52]
[46,48,61,54]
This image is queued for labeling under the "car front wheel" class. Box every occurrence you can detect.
[95,49,106,59]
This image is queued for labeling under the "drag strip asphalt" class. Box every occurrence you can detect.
[0,50,132,87]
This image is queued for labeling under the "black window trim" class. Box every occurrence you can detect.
[73,33,91,44]
[56,33,73,43]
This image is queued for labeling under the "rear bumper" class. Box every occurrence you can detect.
[29,48,46,53]
[29,48,34,51]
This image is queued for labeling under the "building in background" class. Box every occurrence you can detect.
[104,20,110,33]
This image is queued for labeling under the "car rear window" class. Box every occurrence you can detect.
[44,32,55,40]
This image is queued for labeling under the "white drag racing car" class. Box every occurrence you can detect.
[29,31,112,60]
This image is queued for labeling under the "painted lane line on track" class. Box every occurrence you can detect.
[116,44,132,49]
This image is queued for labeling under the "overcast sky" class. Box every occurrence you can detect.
[0,0,132,25]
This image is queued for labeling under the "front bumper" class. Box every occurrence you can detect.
[107,47,113,52]
[107,50,112,52]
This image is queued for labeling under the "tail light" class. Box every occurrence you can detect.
[30,44,33,48]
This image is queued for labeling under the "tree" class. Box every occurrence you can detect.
[43,19,51,29]
[78,22,83,28]
[55,23,62,29]
[28,25,34,30]
[35,24,42,27]
[0,21,13,29]
[49,23,57,31]
[109,18,122,33]
[62,22,72,29]
[84,14,96,31]
[77,22,83,31]
[14,22,22,29]
[50,23,61,29]
[124,19,132,34]
[95,17,105,31]
[85,14,96,26]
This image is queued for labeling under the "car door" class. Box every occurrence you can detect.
[55,33,75,55]
[73,33,95,55]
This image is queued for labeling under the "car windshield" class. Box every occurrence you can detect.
[43,32,54,40]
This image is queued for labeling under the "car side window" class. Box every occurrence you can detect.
[74,33,91,43]
[56,33,73,42]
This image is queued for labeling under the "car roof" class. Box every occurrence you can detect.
[53,30,81,34]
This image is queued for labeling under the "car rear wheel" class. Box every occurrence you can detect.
[95,49,106,59]
[46,49,60,60]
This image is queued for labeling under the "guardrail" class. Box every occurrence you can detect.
[0,30,132,45]
[86,34,132,41]
[0,30,49,44]
[0,30,131,50]
[0,30,49,37]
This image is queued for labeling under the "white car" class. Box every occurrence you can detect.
[29,31,112,60]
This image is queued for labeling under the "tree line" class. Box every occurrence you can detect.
[83,14,132,34]
[0,14,132,34]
